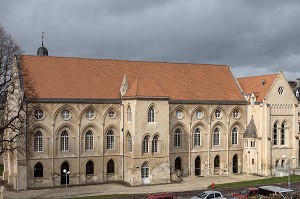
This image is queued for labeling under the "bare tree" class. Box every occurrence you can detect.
[0,24,36,156]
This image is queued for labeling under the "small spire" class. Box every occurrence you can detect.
[37,32,48,56]
[120,74,129,97]
[42,32,44,47]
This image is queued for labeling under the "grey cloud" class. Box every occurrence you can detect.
[0,0,300,80]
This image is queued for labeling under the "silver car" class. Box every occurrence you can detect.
[190,190,225,199]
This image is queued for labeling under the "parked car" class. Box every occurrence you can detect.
[143,192,174,199]
[258,185,293,198]
[231,187,258,198]
[190,190,225,199]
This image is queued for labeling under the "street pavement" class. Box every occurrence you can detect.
[3,174,267,199]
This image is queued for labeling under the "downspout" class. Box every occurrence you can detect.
[208,114,211,175]
[188,120,192,175]
[77,121,81,184]
[227,117,230,174]
[120,103,125,181]
[102,122,105,181]
[51,121,55,185]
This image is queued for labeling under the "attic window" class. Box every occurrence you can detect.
[278,87,284,95]
[261,79,266,85]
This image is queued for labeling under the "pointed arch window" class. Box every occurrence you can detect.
[281,122,285,145]
[34,162,43,177]
[61,130,69,151]
[194,128,201,147]
[85,130,94,151]
[107,130,115,150]
[174,128,181,147]
[213,128,220,146]
[232,127,238,145]
[127,133,132,153]
[107,159,114,173]
[273,123,278,145]
[148,105,155,122]
[86,160,94,175]
[142,135,149,154]
[34,131,43,152]
[152,135,159,153]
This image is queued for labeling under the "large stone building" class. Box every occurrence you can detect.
[3,46,300,190]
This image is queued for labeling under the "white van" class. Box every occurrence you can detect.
[258,185,293,198]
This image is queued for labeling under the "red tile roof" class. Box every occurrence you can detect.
[21,55,246,102]
[237,74,277,102]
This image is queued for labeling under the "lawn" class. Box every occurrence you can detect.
[69,175,300,199]
[208,174,300,189]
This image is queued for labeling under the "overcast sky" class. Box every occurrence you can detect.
[1,0,300,80]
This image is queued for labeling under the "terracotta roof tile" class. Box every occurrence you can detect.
[237,74,277,102]
[21,55,246,102]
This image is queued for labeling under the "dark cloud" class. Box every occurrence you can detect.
[1,0,300,80]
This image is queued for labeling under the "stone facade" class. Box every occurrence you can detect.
[2,54,299,190]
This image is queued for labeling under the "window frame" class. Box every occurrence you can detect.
[141,162,149,178]
[273,123,278,145]
[85,130,94,151]
[232,127,238,145]
[213,128,220,146]
[61,130,69,151]
[152,135,159,153]
[174,128,181,147]
[61,109,71,120]
[148,105,155,123]
[34,131,43,152]
[281,122,285,145]
[142,135,149,154]
[127,133,132,153]
[107,130,115,150]
[34,109,44,120]
[215,109,221,118]
[194,127,201,147]
[85,108,95,120]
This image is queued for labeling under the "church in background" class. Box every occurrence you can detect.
[3,43,300,190]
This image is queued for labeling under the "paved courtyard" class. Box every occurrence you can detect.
[2,174,267,199]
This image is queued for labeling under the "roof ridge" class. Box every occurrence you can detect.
[238,73,278,79]
[21,54,228,66]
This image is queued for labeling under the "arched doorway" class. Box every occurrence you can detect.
[214,155,220,174]
[233,154,238,173]
[195,156,201,176]
[175,157,181,176]
[61,162,69,185]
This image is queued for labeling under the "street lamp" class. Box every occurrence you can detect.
[282,155,295,189]
[63,169,71,199]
